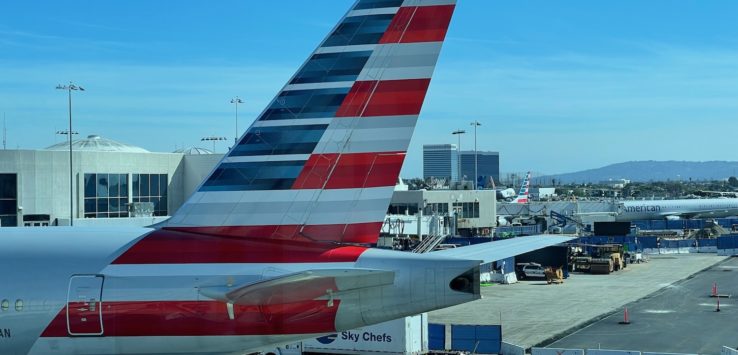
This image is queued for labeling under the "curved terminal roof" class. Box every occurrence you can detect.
[173,147,214,155]
[45,135,150,153]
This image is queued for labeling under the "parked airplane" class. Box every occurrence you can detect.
[511,171,532,204]
[0,2,570,354]
[615,198,738,222]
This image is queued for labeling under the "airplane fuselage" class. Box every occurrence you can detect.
[0,227,479,355]
[615,198,738,222]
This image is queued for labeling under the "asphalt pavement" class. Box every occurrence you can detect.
[429,254,727,349]
[547,256,738,354]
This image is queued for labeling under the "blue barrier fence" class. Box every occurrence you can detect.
[428,323,445,351]
[633,218,738,231]
[717,218,738,229]
[444,237,493,246]
[572,236,723,251]
[718,235,738,249]
[450,324,502,354]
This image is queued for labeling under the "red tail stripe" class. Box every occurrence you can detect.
[380,5,455,44]
[41,300,339,337]
[335,80,378,117]
[112,229,369,264]
[292,152,405,190]
[336,79,431,118]
[379,6,415,43]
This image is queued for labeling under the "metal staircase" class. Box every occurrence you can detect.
[412,234,446,253]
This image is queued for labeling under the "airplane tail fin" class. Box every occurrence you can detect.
[511,171,531,204]
[162,0,457,244]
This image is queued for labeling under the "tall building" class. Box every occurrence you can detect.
[423,144,458,181]
[460,151,500,183]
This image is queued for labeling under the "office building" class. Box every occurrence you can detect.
[422,144,458,181]
[460,150,500,183]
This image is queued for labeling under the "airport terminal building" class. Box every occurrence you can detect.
[0,135,222,227]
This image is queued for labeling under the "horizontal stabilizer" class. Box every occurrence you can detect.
[200,268,394,305]
[431,235,574,264]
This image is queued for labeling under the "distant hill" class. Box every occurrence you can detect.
[539,161,738,184]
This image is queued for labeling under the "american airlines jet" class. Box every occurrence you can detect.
[0,2,570,354]
[511,171,531,204]
[615,198,738,222]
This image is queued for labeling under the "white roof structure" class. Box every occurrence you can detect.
[172,147,214,155]
[45,135,149,153]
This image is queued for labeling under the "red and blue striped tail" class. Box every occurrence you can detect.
[163,0,456,244]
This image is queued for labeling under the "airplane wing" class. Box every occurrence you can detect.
[430,235,574,264]
[199,268,394,305]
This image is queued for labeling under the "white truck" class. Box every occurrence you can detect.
[264,314,428,355]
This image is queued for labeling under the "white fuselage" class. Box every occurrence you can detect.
[615,198,738,221]
[0,227,480,355]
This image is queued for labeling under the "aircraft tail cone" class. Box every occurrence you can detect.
[618,307,631,324]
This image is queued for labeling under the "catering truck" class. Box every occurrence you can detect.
[263,314,428,355]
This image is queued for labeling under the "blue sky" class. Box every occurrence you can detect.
[2,1,738,178]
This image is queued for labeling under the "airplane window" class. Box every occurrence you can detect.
[0,299,8,311]
[15,299,23,312]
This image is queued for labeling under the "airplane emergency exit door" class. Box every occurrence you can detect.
[66,275,104,336]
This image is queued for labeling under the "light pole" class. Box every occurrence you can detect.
[451,129,465,183]
[230,97,243,145]
[56,82,84,226]
[201,136,227,152]
[470,120,481,190]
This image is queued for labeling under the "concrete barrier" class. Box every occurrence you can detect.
[689,246,718,253]
[531,348,584,355]
[643,248,685,255]
[718,249,738,256]
[587,350,640,355]
[722,346,738,355]
[500,342,525,355]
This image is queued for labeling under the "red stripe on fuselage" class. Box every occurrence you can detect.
[336,79,431,117]
[112,229,368,264]
[380,5,455,44]
[41,300,339,337]
[291,152,405,190]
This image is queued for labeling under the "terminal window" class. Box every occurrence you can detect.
[0,173,17,227]
[424,203,449,215]
[84,173,129,218]
[387,203,418,216]
[452,202,479,219]
[132,174,168,216]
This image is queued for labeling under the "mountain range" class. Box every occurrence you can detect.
[537,161,738,184]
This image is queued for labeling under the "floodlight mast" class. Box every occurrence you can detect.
[470,121,481,190]
[56,82,84,226]
[201,136,228,152]
[452,129,466,183]
[230,97,244,145]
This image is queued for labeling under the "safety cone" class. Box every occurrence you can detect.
[711,282,717,297]
[716,297,721,312]
[619,307,631,324]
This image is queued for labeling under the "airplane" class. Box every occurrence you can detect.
[615,198,738,222]
[0,1,571,354]
[510,171,532,204]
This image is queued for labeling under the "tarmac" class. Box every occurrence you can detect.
[547,256,738,354]
[427,253,727,349]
